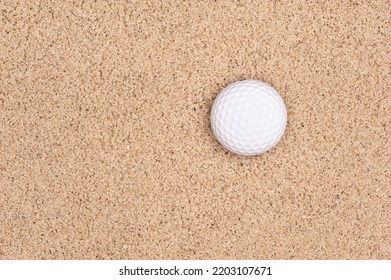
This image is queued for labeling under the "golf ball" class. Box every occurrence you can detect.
[210,80,287,156]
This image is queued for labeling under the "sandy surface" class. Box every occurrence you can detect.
[1,0,390,259]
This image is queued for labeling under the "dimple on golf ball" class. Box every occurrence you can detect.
[210,80,287,156]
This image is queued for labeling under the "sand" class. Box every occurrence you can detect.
[0,0,390,259]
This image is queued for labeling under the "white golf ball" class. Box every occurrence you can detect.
[210,80,287,156]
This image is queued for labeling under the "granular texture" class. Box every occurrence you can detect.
[0,0,390,259]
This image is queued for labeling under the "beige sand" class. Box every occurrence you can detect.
[0,0,390,259]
